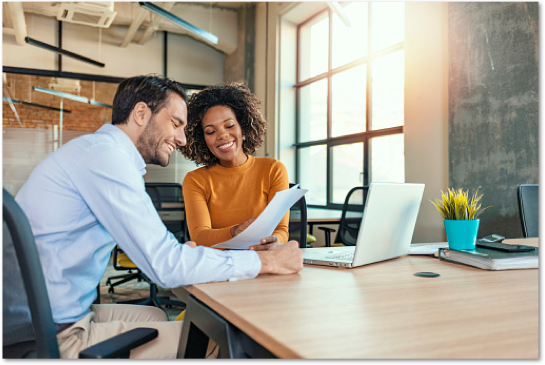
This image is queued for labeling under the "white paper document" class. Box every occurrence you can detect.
[408,243,449,255]
[212,185,308,249]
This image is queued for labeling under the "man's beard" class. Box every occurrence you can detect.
[136,116,169,167]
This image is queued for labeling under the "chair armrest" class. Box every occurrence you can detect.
[78,327,158,359]
[317,227,336,234]
[317,227,336,247]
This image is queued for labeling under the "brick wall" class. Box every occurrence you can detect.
[3,74,118,132]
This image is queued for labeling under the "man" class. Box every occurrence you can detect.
[15,75,303,359]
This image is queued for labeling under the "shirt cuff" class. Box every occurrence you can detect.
[226,250,261,281]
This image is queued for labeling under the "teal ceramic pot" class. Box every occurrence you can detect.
[444,219,480,250]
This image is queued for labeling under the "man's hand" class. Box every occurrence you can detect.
[256,240,303,275]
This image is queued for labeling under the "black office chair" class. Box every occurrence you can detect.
[106,183,186,311]
[146,183,188,242]
[2,189,158,359]
[517,184,538,238]
[317,186,369,247]
[288,183,310,248]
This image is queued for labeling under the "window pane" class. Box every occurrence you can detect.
[371,50,404,130]
[332,143,364,204]
[298,79,327,142]
[331,65,367,138]
[332,2,368,69]
[299,12,329,81]
[371,2,405,52]
[370,134,404,183]
[299,145,327,205]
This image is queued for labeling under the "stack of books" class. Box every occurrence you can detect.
[437,246,539,270]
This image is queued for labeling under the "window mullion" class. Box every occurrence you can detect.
[365,2,373,185]
[326,7,333,207]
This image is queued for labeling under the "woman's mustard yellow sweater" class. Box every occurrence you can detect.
[182,155,290,247]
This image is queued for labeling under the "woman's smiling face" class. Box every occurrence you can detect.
[202,105,247,168]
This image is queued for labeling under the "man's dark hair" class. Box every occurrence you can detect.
[112,75,188,125]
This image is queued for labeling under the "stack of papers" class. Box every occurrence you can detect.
[212,185,308,249]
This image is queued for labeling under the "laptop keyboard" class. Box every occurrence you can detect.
[325,252,354,260]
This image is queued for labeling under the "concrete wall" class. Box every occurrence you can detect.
[448,2,539,238]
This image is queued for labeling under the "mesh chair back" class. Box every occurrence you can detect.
[517,184,539,238]
[288,184,308,248]
[336,186,369,246]
[3,189,60,358]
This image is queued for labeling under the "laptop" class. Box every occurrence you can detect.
[302,182,425,268]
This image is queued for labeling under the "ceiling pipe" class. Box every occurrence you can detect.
[120,6,149,48]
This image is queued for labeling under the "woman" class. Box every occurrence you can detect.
[179,83,289,249]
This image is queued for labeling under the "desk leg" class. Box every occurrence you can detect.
[178,294,276,359]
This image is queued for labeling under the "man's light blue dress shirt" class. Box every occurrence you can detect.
[16,124,261,324]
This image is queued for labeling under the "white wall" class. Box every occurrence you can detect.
[256,2,449,243]
[404,2,449,243]
[3,13,225,83]
[167,32,224,86]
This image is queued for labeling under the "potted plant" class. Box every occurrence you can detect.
[430,188,490,250]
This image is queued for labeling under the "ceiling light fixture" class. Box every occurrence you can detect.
[139,2,218,45]
[25,37,105,68]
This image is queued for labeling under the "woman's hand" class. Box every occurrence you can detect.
[230,217,256,237]
[249,234,279,251]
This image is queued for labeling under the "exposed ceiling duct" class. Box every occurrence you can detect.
[4,2,242,55]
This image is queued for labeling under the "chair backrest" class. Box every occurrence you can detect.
[145,183,184,210]
[3,189,60,358]
[145,183,187,242]
[517,184,538,238]
[288,184,308,248]
[335,186,369,246]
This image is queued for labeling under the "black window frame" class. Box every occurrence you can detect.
[294,4,404,210]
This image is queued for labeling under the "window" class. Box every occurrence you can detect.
[295,2,405,209]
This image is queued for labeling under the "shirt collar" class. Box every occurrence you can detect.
[96,124,147,175]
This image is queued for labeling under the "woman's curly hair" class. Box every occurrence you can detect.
[179,83,267,168]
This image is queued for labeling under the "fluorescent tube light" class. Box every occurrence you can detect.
[3,97,20,103]
[33,86,89,103]
[33,86,112,108]
[89,100,112,108]
[139,2,218,45]
[25,37,105,68]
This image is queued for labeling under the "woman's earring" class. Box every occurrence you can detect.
[242,135,246,141]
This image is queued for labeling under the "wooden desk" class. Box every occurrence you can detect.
[173,238,538,359]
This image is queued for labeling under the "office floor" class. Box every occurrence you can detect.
[98,256,185,321]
